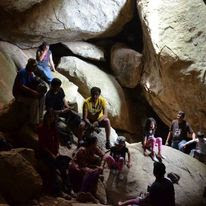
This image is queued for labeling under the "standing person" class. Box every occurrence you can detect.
[118,162,175,206]
[143,117,163,161]
[12,58,44,129]
[36,42,55,84]
[103,136,131,180]
[38,111,71,199]
[165,111,195,152]
[83,87,111,149]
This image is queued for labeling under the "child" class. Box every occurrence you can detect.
[103,136,131,180]
[143,117,163,161]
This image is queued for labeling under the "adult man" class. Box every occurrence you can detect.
[12,58,44,128]
[83,87,111,149]
[118,162,175,206]
[165,111,195,152]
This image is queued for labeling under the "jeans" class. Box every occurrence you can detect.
[171,140,187,152]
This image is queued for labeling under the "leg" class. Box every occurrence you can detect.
[99,118,111,142]
[117,157,124,172]
[118,197,140,206]
[178,140,187,152]
[147,138,155,156]
[76,121,86,142]
[171,140,180,150]
[155,137,162,155]
[103,155,117,169]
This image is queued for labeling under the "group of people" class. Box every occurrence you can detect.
[11,42,206,205]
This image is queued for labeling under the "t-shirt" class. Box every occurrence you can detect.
[83,96,107,122]
[170,119,193,141]
[38,124,59,156]
[149,177,175,206]
[110,146,128,160]
[144,129,155,140]
[45,88,65,111]
[12,69,36,97]
[36,49,51,65]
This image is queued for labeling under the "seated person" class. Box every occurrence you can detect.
[83,87,111,149]
[38,111,71,199]
[185,131,206,163]
[69,136,104,201]
[103,136,131,180]
[143,117,164,161]
[165,111,195,152]
[45,78,84,143]
[118,162,175,206]
[12,58,44,129]
[36,42,55,84]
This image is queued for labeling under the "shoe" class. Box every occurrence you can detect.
[157,154,166,159]
[105,141,111,149]
[151,154,159,162]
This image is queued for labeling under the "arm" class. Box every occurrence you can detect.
[83,102,91,124]
[20,84,40,98]
[183,138,198,148]
[165,131,172,145]
[36,50,48,62]
[49,53,56,72]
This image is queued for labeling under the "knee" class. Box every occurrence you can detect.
[119,157,124,162]
[104,118,111,126]
[156,137,162,143]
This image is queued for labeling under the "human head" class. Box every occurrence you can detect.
[85,135,98,149]
[177,111,185,122]
[26,58,37,72]
[39,41,49,51]
[153,162,166,179]
[91,87,101,101]
[43,110,56,126]
[51,78,62,93]
[115,136,126,148]
[197,131,204,140]
[145,117,157,131]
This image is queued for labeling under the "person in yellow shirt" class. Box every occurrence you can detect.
[83,87,111,149]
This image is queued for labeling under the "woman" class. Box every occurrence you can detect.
[36,42,55,83]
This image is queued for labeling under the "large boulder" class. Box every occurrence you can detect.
[62,42,105,62]
[57,56,137,133]
[137,0,206,131]
[106,143,206,206]
[0,149,42,204]
[0,0,134,48]
[111,43,142,88]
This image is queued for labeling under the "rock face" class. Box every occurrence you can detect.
[106,143,206,206]
[137,0,206,131]
[62,42,105,61]
[0,149,42,204]
[111,43,142,88]
[58,56,137,133]
[0,0,134,48]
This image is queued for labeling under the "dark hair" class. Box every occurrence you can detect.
[197,131,204,139]
[85,135,98,147]
[39,41,49,51]
[144,117,157,132]
[91,87,101,96]
[26,58,37,70]
[51,78,62,87]
[178,111,185,118]
[153,162,166,178]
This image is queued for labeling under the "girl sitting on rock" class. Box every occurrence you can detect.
[143,117,164,161]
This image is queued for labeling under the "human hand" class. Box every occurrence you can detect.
[93,121,99,128]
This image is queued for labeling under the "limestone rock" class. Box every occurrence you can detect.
[111,43,142,88]
[0,0,134,48]
[62,42,105,61]
[105,143,206,206]
[0,149,42,204]
[137,0,206,131]
[0,0,43,12]
[57,56,136,133]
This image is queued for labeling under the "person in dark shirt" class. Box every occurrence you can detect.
[103,136,131,180]
[166,111,195,152]
[118,162,175,206]
[12,58,44,128]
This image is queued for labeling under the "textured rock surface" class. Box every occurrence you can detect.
[58,56,137,133]
[111,43,142,88]
[62,42,105,61]
[106,143,206,206]
[138,0,206,131]
[0,0,134,48]
[0,149,42,204]
[0,0,43,12]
